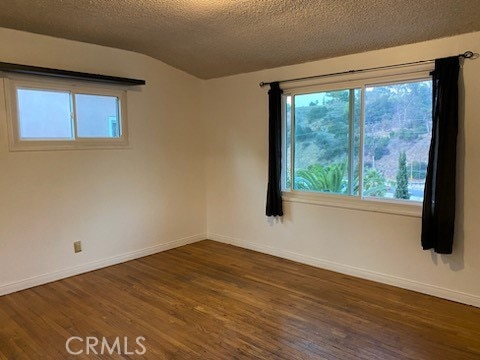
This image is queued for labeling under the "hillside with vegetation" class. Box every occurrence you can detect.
[290,80,432,200]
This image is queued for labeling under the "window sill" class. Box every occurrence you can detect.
[282,191,422,218]
[8,139,130,152]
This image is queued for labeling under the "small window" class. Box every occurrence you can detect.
[283,69,432,205]
[4,75,128,150]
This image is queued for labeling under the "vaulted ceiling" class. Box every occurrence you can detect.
[0,0,479,79]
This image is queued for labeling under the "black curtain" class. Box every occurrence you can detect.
[266,82,283,216]
[422,56,460,254]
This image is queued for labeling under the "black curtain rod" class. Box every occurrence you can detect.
[0,62,146,86]
[259,51,475,88]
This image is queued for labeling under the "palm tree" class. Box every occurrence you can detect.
[295,163,346,193]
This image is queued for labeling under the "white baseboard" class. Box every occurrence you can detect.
[0,233,206,296]
[208,233,480,308]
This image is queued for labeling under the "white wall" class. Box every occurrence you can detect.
[205,32,480,306]
[2,26,479,307]
[0,28,207,294]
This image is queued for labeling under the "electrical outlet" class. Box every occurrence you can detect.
[74,241,82,253]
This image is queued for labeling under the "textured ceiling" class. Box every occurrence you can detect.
[0,0,479,79]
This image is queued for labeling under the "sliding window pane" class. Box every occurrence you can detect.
[76,94,120,138]
[363,80,432,201]
[17,88,73,140]
[293,89,355,194]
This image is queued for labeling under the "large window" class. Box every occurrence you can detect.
[283,69,432,209]
[5,75,128,150]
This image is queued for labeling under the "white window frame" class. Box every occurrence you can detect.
[281,63,434,217]
[3,74,129,151]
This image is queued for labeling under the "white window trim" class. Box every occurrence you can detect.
[3,74,129,151]
[282,63,434,218]
[282,191,422,217]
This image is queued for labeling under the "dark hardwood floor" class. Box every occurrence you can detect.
[1,240,479,359]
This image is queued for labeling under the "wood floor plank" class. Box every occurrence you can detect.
[1,240,479,359]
